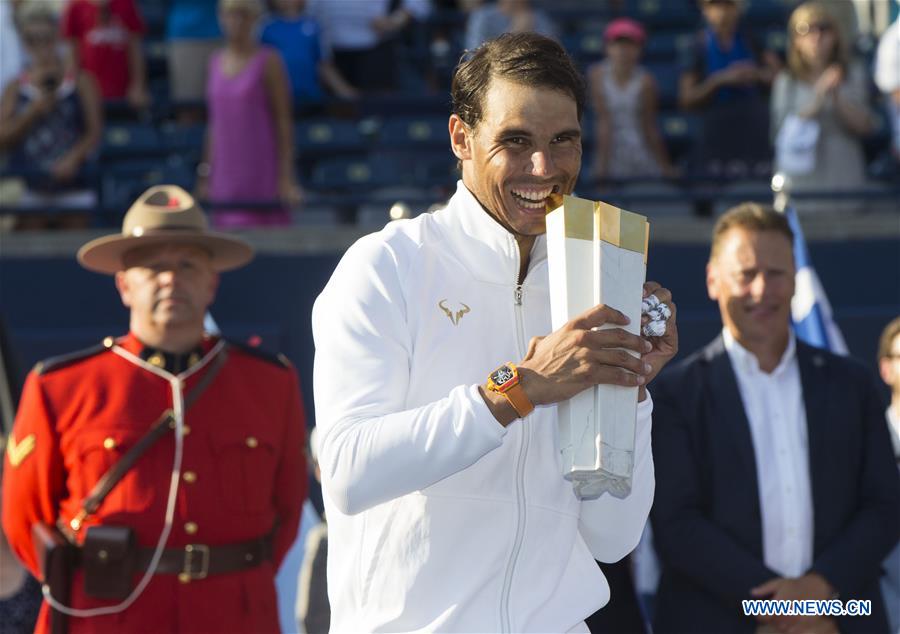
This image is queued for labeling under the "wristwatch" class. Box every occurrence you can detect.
[486,363,534,418]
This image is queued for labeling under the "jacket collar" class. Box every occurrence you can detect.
[704,334,836,553]
[721,327,797,378]
[432,181,547,286]
[116,332,218,375]
[704,335,760,498]
[795,340,831,550]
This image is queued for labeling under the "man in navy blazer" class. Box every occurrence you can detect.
[650,203,900,634]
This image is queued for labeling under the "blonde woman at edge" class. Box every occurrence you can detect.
[770,1,874,214]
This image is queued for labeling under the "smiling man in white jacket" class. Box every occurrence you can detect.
[312,33,679,633]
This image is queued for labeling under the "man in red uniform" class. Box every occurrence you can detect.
[2,185,307,633]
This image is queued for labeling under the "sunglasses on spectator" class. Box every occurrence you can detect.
[795,21,834,36]
[704,0,737,6]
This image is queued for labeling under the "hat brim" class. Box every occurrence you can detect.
[77,231,254,275]
[605,29,645,44]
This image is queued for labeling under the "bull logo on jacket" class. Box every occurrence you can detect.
[438,300,470,326]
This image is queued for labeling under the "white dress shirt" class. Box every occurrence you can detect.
[887,406,900,460]
[723,329,814,578]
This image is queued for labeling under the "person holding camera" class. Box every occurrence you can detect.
[0,1,102,229]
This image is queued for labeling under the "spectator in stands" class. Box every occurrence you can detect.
[877,316,900,634]
[587,18,676,184]
[771,1,874,214]
[875,4,900,159]
[260,0,358,111]
[198,0,300,228]
[62,0,149,110]
[308,0,430,94]
[166,0,221,122]
[0,0,25,94]
[464,0,558,52]
[0,1,102,230]
[679,0,779,179]
[651,202,899,634]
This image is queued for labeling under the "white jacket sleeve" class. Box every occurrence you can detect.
[312,235,507,516]
[578,393,655,562]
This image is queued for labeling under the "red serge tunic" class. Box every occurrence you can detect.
[2,333,307,633]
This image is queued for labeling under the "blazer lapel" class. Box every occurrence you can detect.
[704,336,760,492]
[797,342,830,551]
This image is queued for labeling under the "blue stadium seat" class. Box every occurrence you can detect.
[643,31,695,65]
[627,0,700,29]
[148,77,169,108]
[659,113,697,156]
[379,116,450,150]
[564,32,605,65]
[101,161,167,211]
[310,155,399,190]
[580,113,595,146]
[617,180,693,217]
[137,0,167,38]
[309,149,457,191]
[764,29,788,55]
[645,62,682,110]
[159,160,196,190]
[411,151,457,189]
[101,159,196,212]
[159,122,205,156]
[295,120,367,153]
[144,38,168,80]
[863,107,892,162]
[743,0,792,29]
[101,123,163,157]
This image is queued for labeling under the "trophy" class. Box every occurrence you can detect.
[545,195,649,500]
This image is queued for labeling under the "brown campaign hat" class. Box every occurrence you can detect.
[77,185,254,275]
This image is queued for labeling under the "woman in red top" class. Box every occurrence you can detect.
[62,0,149,108]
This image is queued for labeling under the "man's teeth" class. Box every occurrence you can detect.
[511,187,553,201]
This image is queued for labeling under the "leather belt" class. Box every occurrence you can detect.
[137,535,271,580]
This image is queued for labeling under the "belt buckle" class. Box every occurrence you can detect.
[183,544,210,580]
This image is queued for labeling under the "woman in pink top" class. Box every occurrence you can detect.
[197,0,300,228]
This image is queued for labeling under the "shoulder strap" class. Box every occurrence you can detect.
[75,347,229,525]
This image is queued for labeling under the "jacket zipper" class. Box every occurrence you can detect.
[500,242,530,632]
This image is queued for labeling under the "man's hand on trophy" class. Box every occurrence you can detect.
[518,304,653,406]
[640,282,679,394]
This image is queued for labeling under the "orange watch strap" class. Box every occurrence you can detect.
[503,383,534,418]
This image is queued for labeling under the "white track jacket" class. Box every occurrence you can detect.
[312,181,655,633]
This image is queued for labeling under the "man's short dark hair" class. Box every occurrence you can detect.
[710,202,795,261]
[451,32,586,130]
[878,316,900,362]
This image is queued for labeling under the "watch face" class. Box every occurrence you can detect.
[491,365,515,387]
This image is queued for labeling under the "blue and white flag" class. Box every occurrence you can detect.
[784,206,848,354]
